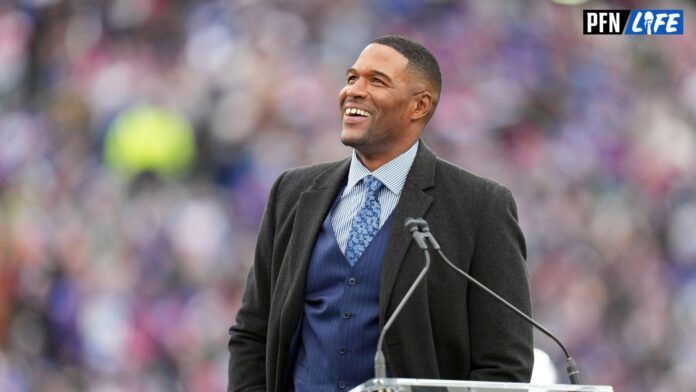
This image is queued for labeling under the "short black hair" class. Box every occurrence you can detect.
[371,35,442,99]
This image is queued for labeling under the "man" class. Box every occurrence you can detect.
[228,35,533,392]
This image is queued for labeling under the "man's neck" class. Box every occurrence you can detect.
[355,153,391,172]
[355,140,418,172]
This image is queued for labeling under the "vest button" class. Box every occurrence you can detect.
[348,277,357,285]
[342,311,351,319]
[339,347,347,355]
[338,381,346,389]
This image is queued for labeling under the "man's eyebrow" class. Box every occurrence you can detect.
[345,68,394,83]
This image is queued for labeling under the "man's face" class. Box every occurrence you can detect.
[339,44,416,153]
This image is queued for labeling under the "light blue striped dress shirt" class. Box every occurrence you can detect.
[331,141,419,255]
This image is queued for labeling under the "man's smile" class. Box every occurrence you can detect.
[342,105,373,125]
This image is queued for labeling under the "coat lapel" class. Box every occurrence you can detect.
[379,141,437,326]
[278,159,350,344]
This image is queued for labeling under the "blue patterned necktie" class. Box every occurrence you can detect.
[345,175,384,266]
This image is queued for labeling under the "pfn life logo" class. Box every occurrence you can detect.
[583,10,684,35]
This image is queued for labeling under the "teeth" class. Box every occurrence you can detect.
[344,108,371,117]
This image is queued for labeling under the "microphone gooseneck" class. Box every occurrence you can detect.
[434,248,581,384]
[404,217,583,385]
[374,223,431,379]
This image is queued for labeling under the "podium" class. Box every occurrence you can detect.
[349,378,614,392]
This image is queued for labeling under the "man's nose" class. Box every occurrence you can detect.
[345,78,368,98]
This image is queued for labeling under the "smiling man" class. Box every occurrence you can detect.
[228,35,533,392]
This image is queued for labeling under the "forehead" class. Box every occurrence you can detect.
[349,43,409,78]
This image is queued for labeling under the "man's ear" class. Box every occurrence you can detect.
[411,91,434,122]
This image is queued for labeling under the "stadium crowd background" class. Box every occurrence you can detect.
[1,0,695,390]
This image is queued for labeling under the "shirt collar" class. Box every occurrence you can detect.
[345,141,419,196]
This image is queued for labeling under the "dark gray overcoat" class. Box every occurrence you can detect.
[228,142,533,391]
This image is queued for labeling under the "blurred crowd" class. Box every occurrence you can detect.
[1,0,695,391]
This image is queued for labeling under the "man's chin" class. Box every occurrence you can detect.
[340,128,371,148]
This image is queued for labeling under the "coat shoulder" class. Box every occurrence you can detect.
[434,157,511,198]
[284,160,342,179]
[270,159,348,206]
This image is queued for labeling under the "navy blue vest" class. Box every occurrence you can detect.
[293,192,394,392]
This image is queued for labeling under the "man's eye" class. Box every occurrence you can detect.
[372,78,385,85]
[347,76,357,83]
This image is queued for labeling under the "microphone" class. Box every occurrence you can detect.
[406,217,583,385]
[373,219,432,380]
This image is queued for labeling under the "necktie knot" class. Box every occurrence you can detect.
[363,175,383,195]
